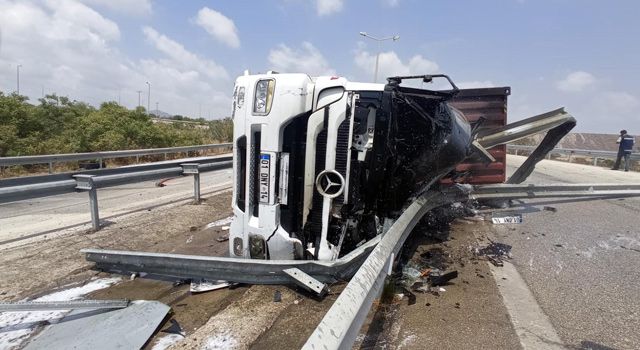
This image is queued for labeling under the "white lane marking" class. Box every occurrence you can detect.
[489,261,566,350]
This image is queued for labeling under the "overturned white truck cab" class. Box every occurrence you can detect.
[229,72,507,261]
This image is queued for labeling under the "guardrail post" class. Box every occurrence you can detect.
[74,175,100,231]
[181,163,201,203]
[98,158,103,169]
[593,157,598,166]
[48,162,53,174]
[514,149,518,156]
[568,152,573,163]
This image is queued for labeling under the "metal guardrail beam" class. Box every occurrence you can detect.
[507,144,640,161]
[0,156,232,204]
[0,143,232,166]
[472,183,640,200]
[82,235,382,284]
[0,299,130,312]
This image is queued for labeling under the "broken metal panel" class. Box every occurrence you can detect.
[0,299,129,312]
[23,301,170,350]
[283,268,329,297]
[447,87,511,184]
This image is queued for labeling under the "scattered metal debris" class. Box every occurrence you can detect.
[0,299,129,312]
[283,268,329,297]
[23,301,170,350]
[190,279,235,293]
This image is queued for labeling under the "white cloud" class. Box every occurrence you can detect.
[0,0,232,118]
[79,0,152,16]
[457,80,495,89]
[556,71,596,92]
[142,26,228,81]
[316,0,343,16]
[268,42,335,76]
[194,7,240,48]
[354,48,439,81]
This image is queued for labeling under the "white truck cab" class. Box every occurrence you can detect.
[229,72,476,261]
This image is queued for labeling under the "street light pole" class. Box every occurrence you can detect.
[358,32,400,83]
[137,90,142,107]
[145,82,151,114]
[16,64,22,95]
[155,101,159,112]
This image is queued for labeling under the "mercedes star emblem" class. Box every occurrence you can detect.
[315,170,345,199]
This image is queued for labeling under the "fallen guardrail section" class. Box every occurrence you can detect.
[0,155,233,230]
[81,182,640,350]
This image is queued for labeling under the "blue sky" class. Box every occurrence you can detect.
[1,0,639,133]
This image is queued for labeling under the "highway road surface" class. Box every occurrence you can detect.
[0,168,232,246]
[492,155,640,349]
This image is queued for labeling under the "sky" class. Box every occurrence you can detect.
[0,0,639,133]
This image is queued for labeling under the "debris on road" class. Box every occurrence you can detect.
[430,270,459,286]
[23,301,170,350]
[190,279,235,293]
[543,206,557,212]
[273,290,282,302]
[216,234,229,242]
[475,241,513,267]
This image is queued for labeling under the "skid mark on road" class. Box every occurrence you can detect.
[490,261,566,349]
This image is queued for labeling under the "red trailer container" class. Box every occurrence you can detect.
[446,87,511,184]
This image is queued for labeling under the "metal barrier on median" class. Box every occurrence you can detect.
[0,143,232,173]
[1,155,233,231]
[507,144,640,165]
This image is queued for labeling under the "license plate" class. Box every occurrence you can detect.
[259,154,271,204]
[491,214,523,224]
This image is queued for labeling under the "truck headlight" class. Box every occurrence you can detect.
[253,79,275,115]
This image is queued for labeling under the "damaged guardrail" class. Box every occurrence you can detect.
[81,182,640,350]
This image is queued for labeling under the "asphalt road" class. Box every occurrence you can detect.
[494,155,640,349]
[0,168,233,245]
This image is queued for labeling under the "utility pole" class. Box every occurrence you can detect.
[145,82,151,114]
[358,32,400,83]
[155,101,159,111]
[118,89,121,105]
[16,64,22,95]
[137,90,142,107]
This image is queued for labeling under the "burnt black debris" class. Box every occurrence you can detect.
[475,241,512,267]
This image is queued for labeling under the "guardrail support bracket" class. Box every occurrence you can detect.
[74,174,100,231]
[181,163,201,204]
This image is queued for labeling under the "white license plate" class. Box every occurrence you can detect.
[491,214,523,224]
[259,154,271,203]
